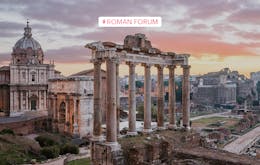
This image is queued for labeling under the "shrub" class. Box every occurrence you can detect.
[40,146,60,159]
[0,129,14,135]
[35,136,58,147]
[60,143,79,155]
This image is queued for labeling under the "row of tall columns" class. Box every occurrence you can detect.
[92,58,191,144]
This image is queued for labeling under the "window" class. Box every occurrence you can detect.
[22,72,26,79]
[32,74,35,82]
[41,72,44,79]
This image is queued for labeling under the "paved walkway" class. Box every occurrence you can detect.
[223,126,260,154]
[0,111,47,124]
[190,110,233,121]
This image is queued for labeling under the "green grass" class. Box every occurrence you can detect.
[67,158,91,165]
[192,116,239,129]
[193,117,228,124]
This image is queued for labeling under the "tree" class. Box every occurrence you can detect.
[136,105,157,120]
[237,96,245,105]
[135,81,144,88]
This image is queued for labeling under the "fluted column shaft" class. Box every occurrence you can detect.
[106,58,117,143]
[127,62,137,135]
[156,65,164,129]
[142,64,152,133]
[168,66,177,129]
[93,60,103,140]
[182,65,191,129]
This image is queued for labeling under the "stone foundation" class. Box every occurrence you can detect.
[91,142,124,165]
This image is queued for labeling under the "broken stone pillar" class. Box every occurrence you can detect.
[142,63,152,133]
[92,59,104,141]
[106,57,120,150]
[168,65,177,129]
[182,65,191,130]
[127,62,137,135]
[156,64,165,129]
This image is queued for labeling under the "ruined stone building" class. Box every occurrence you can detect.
[0,22,60,117]
[48,69,107,137]
[193,68,257,105]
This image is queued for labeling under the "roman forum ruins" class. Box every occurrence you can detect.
[86,33,191,150]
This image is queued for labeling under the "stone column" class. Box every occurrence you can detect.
[106,57,120,149]
[92,60,103,141]
[127,62,137,135]
[156,65,165,129]
[182,65,191,130]
[10,91,13,113]
[19,91,22,111]
[142,63,152,133]
[65,96,69,133]
[116,63,120,136]
[168,65,177,129]
[73,97,79,137]
[26,91,29,110]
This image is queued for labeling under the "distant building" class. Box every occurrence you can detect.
[250,71,260,86]
[193,68,257,105]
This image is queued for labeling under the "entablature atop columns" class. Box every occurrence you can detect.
[85,33,190,67]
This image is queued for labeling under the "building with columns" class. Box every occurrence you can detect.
[0,22,60,117]
[86,33,191,159]
[48,69,107,138]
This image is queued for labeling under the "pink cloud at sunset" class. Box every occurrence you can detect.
[0,0,259,76]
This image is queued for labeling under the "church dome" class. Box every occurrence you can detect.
[14,35,41,50]
[14,21,41,50]
[11,21,44,65]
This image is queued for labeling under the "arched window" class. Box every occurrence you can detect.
[59,102,66,123]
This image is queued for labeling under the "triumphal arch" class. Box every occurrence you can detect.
[86,33,191,163]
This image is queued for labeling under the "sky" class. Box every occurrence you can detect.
[0,0,260,77]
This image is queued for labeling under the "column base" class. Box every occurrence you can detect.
[181,125,191,131]
[127,131,138,136]
[91,135,105,142]
[168,124,177,130]
[143,128,153,133]
[185,126,191,131]
[105,142,121,151]
[157,126,166,130]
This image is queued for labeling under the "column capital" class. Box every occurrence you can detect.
[106,57,120,64]
[141,63,152,68]
[92,59,103,65]
[181,65,191,69]
[126,61,137,67]
[155,64,165,69]
[167,65,177,69]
